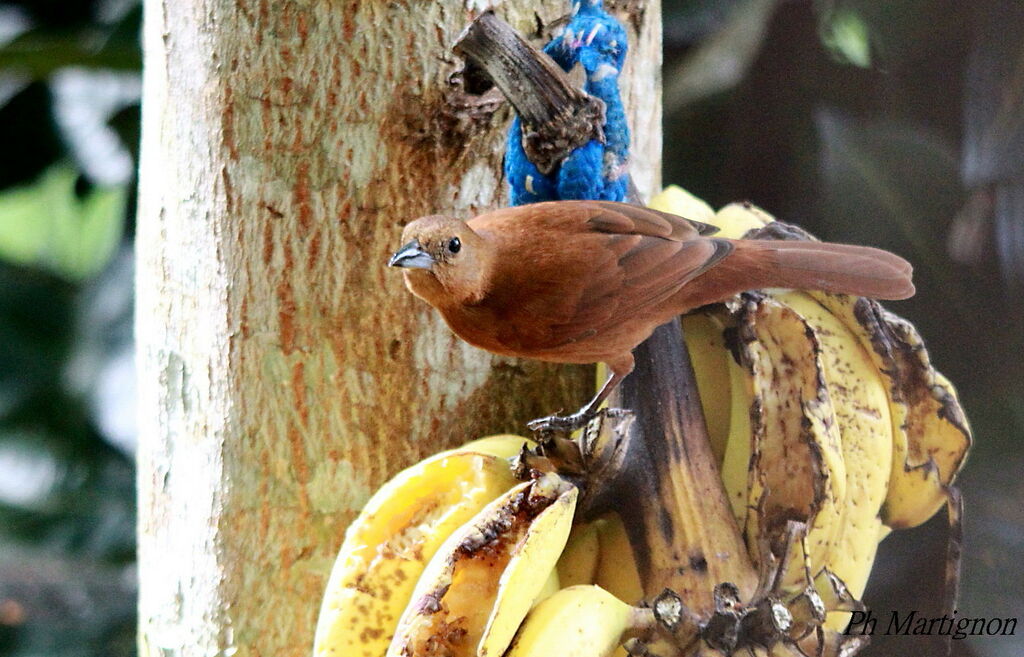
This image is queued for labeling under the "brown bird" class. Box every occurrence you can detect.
[388,200,914,431]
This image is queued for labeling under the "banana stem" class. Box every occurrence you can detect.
[608,318,759,615]
[940,487,964,657]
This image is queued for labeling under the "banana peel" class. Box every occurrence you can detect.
[651,186,970,633]
[387,473,578,657]
[810,296,972,529]
[312,436,530,657]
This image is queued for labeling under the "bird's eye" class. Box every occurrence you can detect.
[447,237,461,254]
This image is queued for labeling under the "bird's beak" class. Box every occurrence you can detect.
[388,240,435,270]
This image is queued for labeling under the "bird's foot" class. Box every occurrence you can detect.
[526,411,591,434]
[526,407,629,435]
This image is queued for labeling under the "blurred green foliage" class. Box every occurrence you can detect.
[0,1,139,655]
[0,1,1020,656]
[818,7,871,67]
[0,164,125,279]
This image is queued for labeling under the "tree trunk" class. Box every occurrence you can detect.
[135,2,660,656]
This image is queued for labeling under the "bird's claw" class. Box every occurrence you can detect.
[527,412,591,434]
[527,407,628,434]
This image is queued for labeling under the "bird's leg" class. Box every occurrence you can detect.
[527,355,634,433]
[526,370,626,433]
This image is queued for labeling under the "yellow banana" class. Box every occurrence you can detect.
[535,567,562,603]
[695,193,969,528]
[459,434,537,461]
[719,327,756,525]
[778,291,892,628]
[387,473,578,657]
[648,184,717,222]
[312,435,530,657]
[556,190,949,654]
[672,186,970,534]
[648,186,968,634]
[505,585,641,657]
[808,295,971,529]
[556,520,601,588]
[479,479,577,657]
[748,299,849,576]
[681,312,733,464]
[591,515,647,657]
[591,514,645,606]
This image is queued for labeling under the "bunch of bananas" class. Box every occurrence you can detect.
[312,187,971,657]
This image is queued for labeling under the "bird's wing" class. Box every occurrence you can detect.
[582,201,721,239]
[563,222,733,336]
[474,202,732,352]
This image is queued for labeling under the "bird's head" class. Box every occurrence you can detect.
[388,215,490,306]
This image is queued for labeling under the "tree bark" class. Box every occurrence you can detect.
[135,2,660,656]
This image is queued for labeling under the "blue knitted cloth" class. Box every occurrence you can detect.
[506,0,630,205]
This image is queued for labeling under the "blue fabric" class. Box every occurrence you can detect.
[505,0,630,205]
[506,116,556,205]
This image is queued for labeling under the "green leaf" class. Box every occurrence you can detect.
[820,7,871,67]
[814,0,965,65]
[0,164,126,280]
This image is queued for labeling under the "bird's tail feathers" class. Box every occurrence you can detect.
[682,239,915,306]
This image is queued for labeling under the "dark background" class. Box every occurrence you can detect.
[0,1,1020,655]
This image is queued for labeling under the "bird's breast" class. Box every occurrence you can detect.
[435,295,660,366]
[437,303,522,359]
